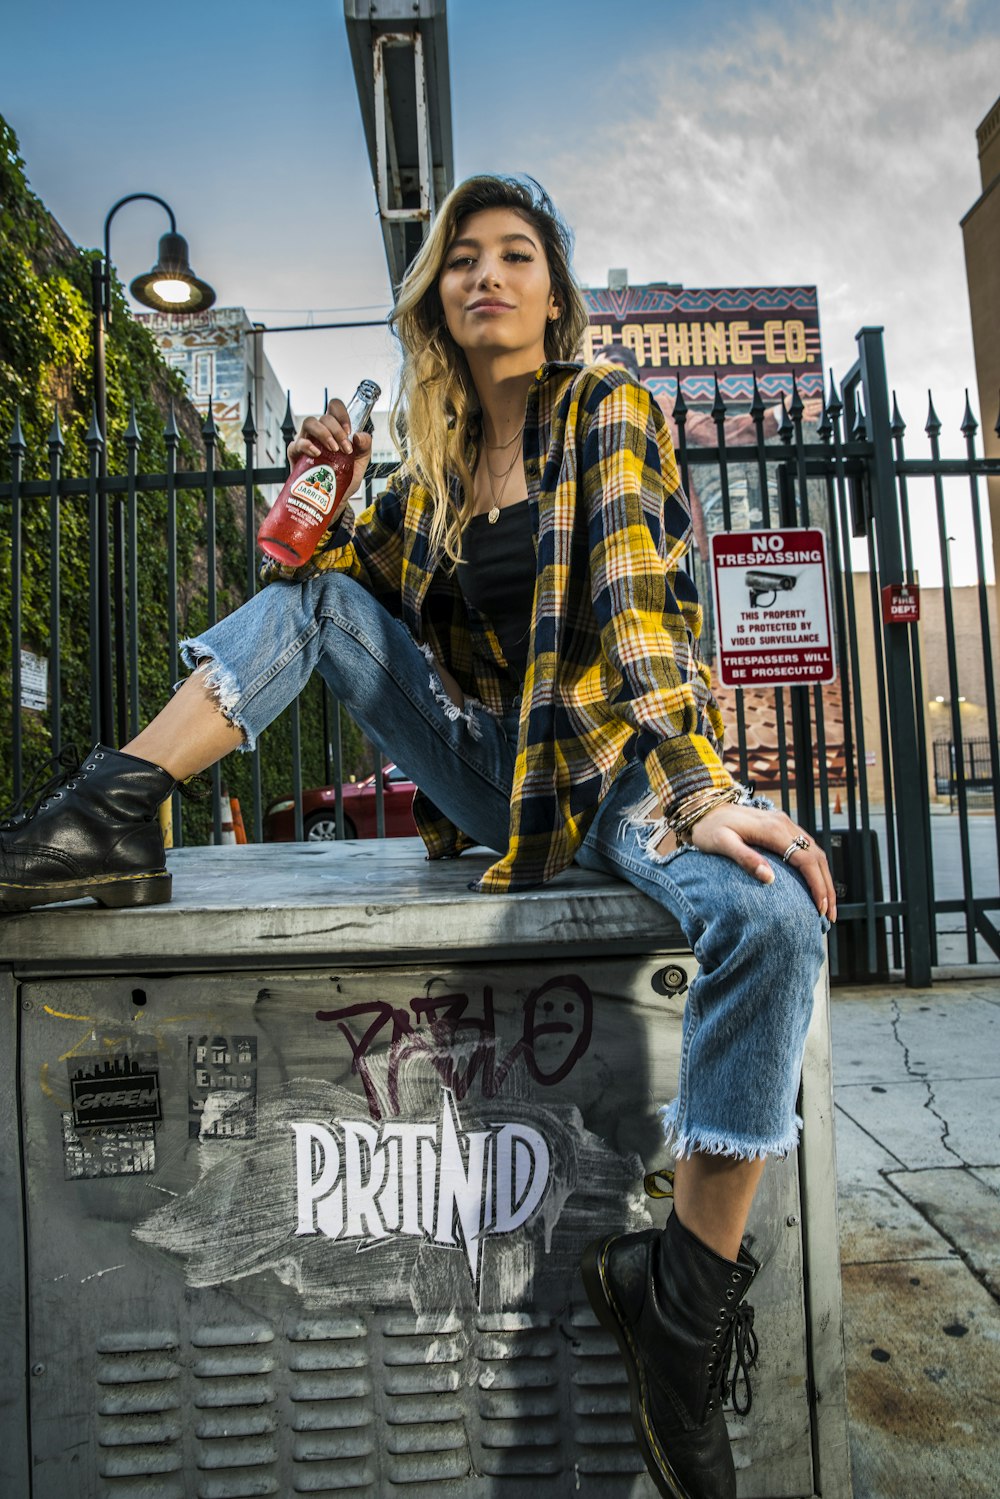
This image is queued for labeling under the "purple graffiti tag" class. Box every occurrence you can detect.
[315,976,594,1121]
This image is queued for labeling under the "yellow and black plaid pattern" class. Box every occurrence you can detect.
[266,362,732,892]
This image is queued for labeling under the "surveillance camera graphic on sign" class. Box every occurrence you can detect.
[745,568,801,609]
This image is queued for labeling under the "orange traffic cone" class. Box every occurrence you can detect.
[220,789,237,845]
[230,796,247,844]
[833,791,842,816]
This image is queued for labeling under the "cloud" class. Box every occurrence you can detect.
[550,0,1000,441]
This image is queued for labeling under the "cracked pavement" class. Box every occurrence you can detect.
[831,979,1000,1497]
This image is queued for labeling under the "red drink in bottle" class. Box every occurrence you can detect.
[257,379,381,566]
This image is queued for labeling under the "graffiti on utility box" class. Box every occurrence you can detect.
[293,1089,550,1293]
[316,974,594,1121]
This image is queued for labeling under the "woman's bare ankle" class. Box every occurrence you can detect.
[123,672,245,780]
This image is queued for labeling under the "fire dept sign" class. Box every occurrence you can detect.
[710,528,836,688]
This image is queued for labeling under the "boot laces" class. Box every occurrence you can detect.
[0,744,86,828]
[715,1301,758,1417]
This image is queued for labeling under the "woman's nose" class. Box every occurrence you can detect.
[476,259,502,287]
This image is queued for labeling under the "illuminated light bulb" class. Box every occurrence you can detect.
[151,278,195,304]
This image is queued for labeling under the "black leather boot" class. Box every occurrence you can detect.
[0,745,176,912]
[581,1210,759,1499]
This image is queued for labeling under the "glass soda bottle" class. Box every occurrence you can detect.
[257,379,382,566]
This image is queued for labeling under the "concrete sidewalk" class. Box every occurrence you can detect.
[831,977,1000,1498]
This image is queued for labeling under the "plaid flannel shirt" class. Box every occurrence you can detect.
[263,361,733,892]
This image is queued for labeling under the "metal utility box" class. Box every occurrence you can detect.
[1,841,850,1498]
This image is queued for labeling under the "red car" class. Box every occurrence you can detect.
[263,763,418,842]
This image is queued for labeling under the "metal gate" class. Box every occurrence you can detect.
[3,328,998,983]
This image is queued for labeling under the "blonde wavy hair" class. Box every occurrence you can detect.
[389,175,589,566]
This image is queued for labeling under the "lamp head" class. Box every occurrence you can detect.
[129,231,216,314]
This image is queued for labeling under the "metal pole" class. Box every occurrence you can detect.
[95,196,181,747]
[91,256,114,745]
[8,410,25,802]
[855,328,933,986]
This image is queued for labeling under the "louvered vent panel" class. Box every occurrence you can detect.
[474,1314,561,1477]
[191,1323,279,1498]
[95,1331,184,1490]
[568,1306,645,1475]
[382,1314,471,1484]
[288,1315,376,1493]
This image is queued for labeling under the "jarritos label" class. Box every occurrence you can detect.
[582,284,823,406]
[292,1089,549,1295]
[287,462,341,523]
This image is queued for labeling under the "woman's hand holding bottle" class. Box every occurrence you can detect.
[287,396,374,502]
[258,382,381,567]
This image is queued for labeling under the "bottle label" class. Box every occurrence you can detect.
[288,463,340,523]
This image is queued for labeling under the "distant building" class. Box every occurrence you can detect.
[960,92,1000,599]
[366,409,400,500]
[135,306,294,471]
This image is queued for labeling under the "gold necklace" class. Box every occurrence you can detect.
[482,440,521,524]
[483,420,525,452]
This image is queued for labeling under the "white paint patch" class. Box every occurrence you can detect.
[80,1264,125,1284]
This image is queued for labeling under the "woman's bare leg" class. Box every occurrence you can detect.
[671,1153,766,1261]
[123,669,244,781]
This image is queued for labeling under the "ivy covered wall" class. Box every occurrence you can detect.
[0,114,366,835]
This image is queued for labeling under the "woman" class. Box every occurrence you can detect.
[1,176,834,1499]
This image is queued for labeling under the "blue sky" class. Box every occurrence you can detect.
[3,0,999,582]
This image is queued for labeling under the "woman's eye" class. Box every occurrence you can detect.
[505,251,532,262]
[447,256,474,268]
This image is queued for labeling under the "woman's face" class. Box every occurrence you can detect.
[437,207,560,362]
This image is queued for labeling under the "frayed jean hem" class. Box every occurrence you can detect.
[658,1101,803,1163]
[179,640,256,752]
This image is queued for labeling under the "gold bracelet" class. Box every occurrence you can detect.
[670,786,743,843]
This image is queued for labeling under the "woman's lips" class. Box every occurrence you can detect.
[468,302,514,314]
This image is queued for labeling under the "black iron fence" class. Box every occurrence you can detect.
[3,328,999,984]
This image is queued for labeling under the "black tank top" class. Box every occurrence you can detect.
[458,500,536,682]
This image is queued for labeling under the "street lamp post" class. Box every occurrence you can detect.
[91,194,215,744]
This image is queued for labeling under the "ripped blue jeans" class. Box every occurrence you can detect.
[182,571,826,1162]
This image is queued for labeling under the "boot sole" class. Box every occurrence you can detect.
[0,870,172,913]
[581,1235,692,1499]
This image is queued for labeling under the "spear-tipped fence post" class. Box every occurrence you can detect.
[163,401,182,846]
[243,392,257,602]
[926,389,977,957]
[200,402,223,845]
[8,408,26,800]
[124,403,142,740]
[749,371,772,525]
[202,402,218,629]
[281,391,296,457]
[85,403,104,747]
[961,392,1000,901]
[241,391,263,841]
[889,391,937,966]
[790,372,810,524]
[711,374,733,530]
[671,377,690,502]
[48,408,65,758]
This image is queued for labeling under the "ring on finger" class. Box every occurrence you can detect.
[781,835,811,862]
